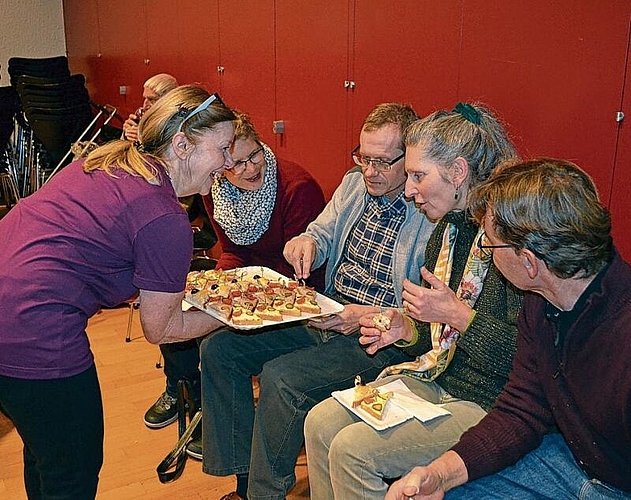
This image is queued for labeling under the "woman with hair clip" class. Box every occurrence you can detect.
[304,103,524,500]
[131,76,219,433]
[0,85,234,499]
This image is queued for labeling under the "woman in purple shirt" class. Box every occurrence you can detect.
[0,85,233,499]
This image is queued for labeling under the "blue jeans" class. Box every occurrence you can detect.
[199,323,412,500]
[447,433,631,499]
[0,365,103,500]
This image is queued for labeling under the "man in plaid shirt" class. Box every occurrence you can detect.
[199,103,435,500]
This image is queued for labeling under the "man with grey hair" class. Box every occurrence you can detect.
[387,158,631,499]
[122,73,178,142]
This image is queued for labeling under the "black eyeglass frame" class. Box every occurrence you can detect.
[351,145,405,172]
[477,231,513,256]
[231,141,265,172]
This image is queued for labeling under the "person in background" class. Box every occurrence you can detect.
[182,193,218,267]
[200,102,436,500]
[182,110,326,459]
[0,85,234,499]
[131,74,216,431]
[304,103,522,500]
[386,158,631,499]
[122,73,178,142]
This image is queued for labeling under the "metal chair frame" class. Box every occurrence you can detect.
[125,299,163,369]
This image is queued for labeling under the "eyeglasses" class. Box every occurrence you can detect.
[477,231,512,257]
[232,143,264,172]
[351,145,405,172]
[176,92,224,133]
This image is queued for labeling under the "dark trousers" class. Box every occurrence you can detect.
[0,365,103,500]
[160,340,201,406]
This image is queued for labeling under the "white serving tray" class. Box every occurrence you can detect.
[184,266,344,330]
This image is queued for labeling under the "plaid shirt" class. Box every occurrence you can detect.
[333,192,407,307]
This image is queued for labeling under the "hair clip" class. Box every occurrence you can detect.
[453,102,481,125]
[176,93,222,133]
[133,141,146,153]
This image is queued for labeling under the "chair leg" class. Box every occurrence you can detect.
[125,301,139,342]
[0,172,20,209]
[126,300,162,372]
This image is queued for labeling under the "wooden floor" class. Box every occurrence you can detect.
[0,306,309,499]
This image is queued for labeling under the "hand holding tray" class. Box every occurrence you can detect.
[184,266,344,330]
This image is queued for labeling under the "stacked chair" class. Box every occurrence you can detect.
[8,56,70,87]
[6,56,116,197]
[17,74,94,181]
[0,85,21,209]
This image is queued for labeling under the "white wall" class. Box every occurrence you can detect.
[0,0,66,84]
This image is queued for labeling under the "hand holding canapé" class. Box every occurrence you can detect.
[358,309,411,354]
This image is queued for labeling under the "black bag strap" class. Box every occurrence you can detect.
[156,379,202,483]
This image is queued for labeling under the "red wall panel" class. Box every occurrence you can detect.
[608,16,631,261]
[94,0,149,117]
[274,0,351,198]
[62,0,101,101]
[458,1,628,205]
[216,0,276,146]
[145,0,220,92]
[352,1,462,129]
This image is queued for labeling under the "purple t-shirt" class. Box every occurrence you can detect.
[0,160,192,380]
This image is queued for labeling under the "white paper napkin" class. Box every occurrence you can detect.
[331,378,451,431]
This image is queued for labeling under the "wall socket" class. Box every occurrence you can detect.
[119,86,127,95]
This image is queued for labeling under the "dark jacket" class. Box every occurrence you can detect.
[454,250,631,492]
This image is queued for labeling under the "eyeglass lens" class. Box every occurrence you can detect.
[234,146,263,170]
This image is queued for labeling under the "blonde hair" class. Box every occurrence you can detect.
[144,73,178,98]
[83,85,235,184]
[232,111,260,142]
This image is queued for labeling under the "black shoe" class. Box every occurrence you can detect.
[144,392,178,428]
[186,437,203,460]
[219,493,245,500]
